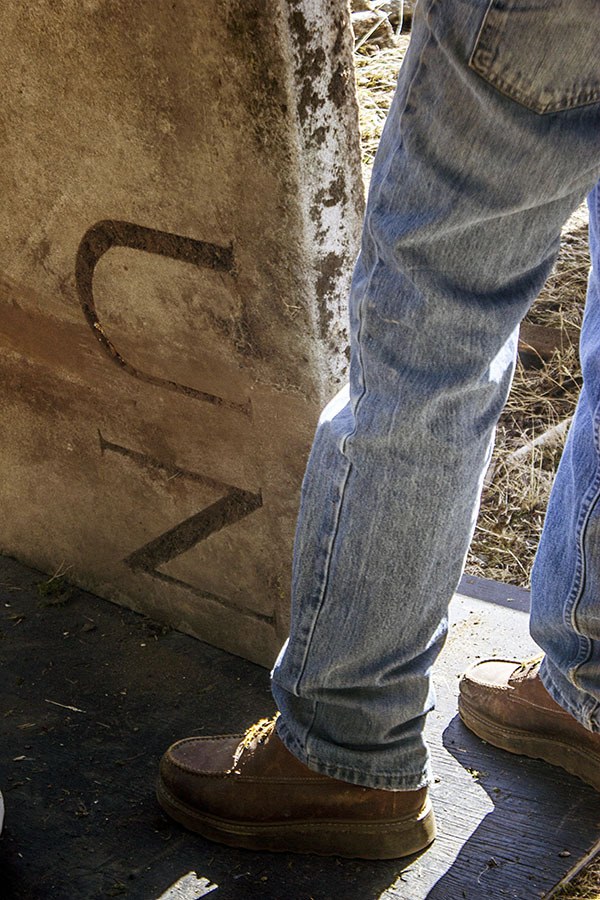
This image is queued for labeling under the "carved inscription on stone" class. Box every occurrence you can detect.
[77,221,268,626]
[99,431,269,625]
[76,220,250,416]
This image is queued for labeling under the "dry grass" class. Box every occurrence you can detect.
[354,40,409,181]
[354,37,599,900]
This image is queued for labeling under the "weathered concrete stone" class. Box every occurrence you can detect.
[0,1,364,666]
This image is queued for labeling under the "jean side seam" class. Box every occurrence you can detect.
[567,182,600,712]
[570,404,600,680]
[589,700,600,730]
[566,408,600,685]
[564,476,599,674]
[294,458,353,694]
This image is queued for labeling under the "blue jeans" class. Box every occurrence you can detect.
[272,0,600,789]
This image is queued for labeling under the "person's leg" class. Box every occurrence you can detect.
[272,0,600,790]
[158,0,600,854]
[458,183,600,791]
[531,183,600,728]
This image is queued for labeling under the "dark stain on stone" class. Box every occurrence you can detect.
[289,9,310,48]
[316,251,345,340]
[329,61,350,109]
[324,171,346,208]
[30,238,51,269]
[332,13,347,58]
[0,357,78,421]
[288,9,328,126]
[217,306,264,360]
[310,171,348,231]
[299,84,324,128]
[308,125,327,148]
[225,0,291,154]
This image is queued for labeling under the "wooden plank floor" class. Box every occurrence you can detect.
[0,557,597,899]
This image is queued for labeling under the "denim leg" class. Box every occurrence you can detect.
[533,183,600,732]
[272,0,600,789]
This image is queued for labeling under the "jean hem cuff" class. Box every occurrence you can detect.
[540,658,600,732]
[276,719,431,791]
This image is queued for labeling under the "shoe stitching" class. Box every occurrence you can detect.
[175,734,246,744]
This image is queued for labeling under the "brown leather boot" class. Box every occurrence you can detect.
[458,658,600,791]
[156,716,436,858]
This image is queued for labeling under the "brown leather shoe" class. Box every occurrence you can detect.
[157,715,436,858]
[458,658,600,791]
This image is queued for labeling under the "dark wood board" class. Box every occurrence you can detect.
[0,557,597,899]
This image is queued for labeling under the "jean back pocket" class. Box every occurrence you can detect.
[469,0,600,114]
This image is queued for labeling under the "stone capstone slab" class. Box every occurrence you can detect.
[0,1,364,666]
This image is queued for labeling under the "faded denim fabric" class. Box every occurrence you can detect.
[533,183,600,729]
[272,0,600,789]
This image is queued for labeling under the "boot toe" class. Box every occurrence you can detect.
[460,658,519,694]
[158,735,242,810]
[163,735,242,776]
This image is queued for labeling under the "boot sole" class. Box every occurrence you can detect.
[458,698,600,792]
[156,779,436,859]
